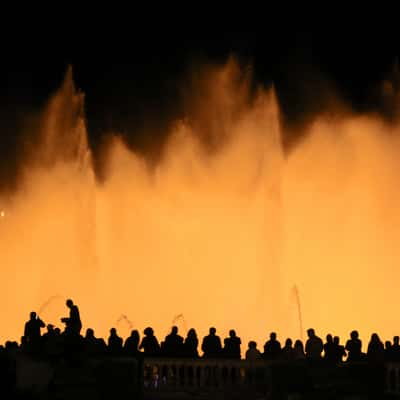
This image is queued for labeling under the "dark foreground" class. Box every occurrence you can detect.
[5,353,400,400]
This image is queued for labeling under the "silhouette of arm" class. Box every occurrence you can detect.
[305,340,310,355]
[24,322,29,338]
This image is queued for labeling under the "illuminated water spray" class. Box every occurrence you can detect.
[172,314,188,336]
[1,59,400,348]
[38,295,64,322]
[291,285,304,342]
[116,314,134,331]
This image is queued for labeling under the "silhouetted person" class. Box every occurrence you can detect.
[42,323,54,339]
[84,328,106,356]
[246,341,262,361]
[42,324,59,362]
[392,336,400,362]
[323,334,335,362]
[61,299,82,335]
[281,338,294,361]
[293,340,306,360]
[367,333,384,364]
[84,328,97,355]
[163,326,184,357]
[367,333,385,397]
[385,340,393,362]
[184,328,199,358]
[332,336,346,363]
[201,327,222,358]
[108,328,123,356]
[124,330,140,357]
[345,330,362,362]
[139,327,160,356]
[305,328,323,360]
[24,312,45,353]
[263,332,281,360]
[223,330,241,359]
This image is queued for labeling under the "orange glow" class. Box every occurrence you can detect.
[1,60,399,351]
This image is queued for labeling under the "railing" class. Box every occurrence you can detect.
[15,354,400,397]
[386,362,400,395]
[143,358,271,392]
[143,358,400,397]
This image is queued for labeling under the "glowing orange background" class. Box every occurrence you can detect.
[1,60,399,351]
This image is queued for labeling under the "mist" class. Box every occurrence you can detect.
[1,59,399,350]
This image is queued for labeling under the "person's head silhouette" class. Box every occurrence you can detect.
[307,328,315,338]
[229,329,236,338]
[66,299,73,308]
[370,333,380,343]
[333,336,340,345]
[350,330,359,340]
[270,332,277,340]
[30,311,36,320]
[171,326,178,335]
[285,338,292,347]
[209,327,216,335]
[130,330,139,340]
[188,328,197,338]
[86,328,94,338]
[144,327,154,337]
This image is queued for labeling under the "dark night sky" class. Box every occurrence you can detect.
[0,17,399,187]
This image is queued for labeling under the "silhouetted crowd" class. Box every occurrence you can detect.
[1,299,399,367]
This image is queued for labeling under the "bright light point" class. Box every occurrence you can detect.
[0,211,4,218]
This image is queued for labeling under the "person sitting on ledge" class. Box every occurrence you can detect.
[84,328,99,356]
[201,327,222,358]
[124,330,140,357]
[305,328,323,360]
[163,326,184,357]
[332,336,346,363]
[139,327,160,356]
[367,333,385,365]
[385,340,393,362]
[184,328,199,358]
[392,336,400,362]
[281,338,295,361]
[108,327,123,356]
[263,332,281,360]
[345,330,362,362]
[223,329,241,359]
[246,341,262,361]
[323,334,335,363]
[293,339,306,360]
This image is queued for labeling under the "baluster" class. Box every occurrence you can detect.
[181,363,187,389]
[385,365,391,394]
[215,363,221,389]
[199,364,205,388]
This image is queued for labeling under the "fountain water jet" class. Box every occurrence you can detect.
[1,59,400,351]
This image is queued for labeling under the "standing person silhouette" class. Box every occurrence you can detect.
[24,311,45,353]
